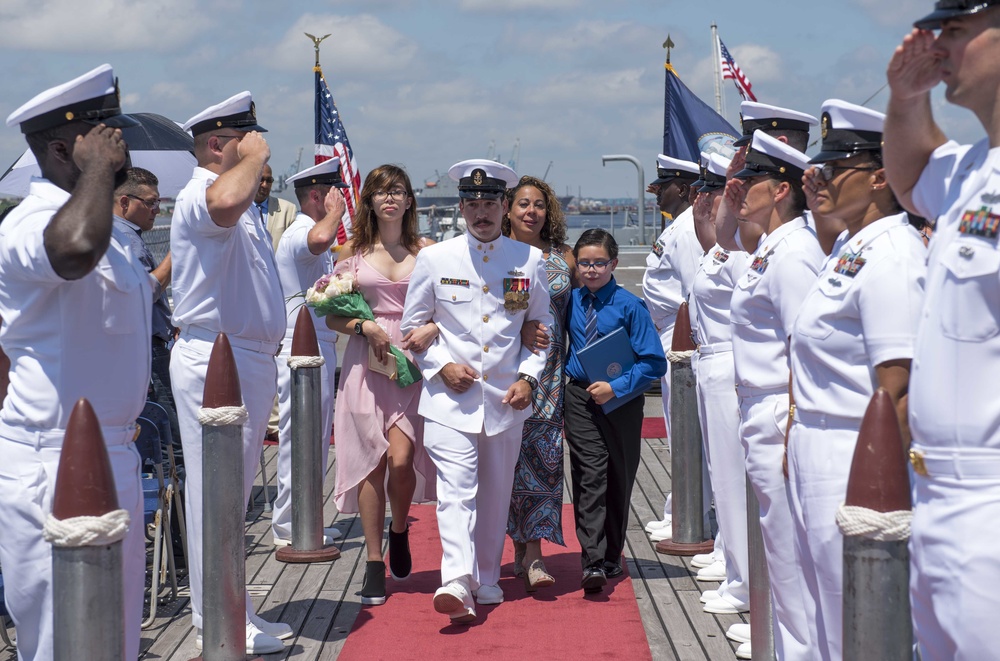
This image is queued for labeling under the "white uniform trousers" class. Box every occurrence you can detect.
[0,427,144,661]
[738,391,813,660]
[909,446,1000,661]
[271,333,337,539]
[658,324,674,519]
[423,419,521,590]
[170,334,277,630]
[692,350,749,605]
[786,421,857,661]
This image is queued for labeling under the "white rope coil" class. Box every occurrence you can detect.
[43,509,131,547]
[667,349,696,363]
[197,405,248,427]
[287,355,325,369]
[836,504,912,541]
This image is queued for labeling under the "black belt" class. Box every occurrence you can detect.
[152,336,171,348]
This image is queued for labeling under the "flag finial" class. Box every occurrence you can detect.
[663,34,675,64]
[305,32,331,70]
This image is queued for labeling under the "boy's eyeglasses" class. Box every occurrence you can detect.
[578,261,612,271]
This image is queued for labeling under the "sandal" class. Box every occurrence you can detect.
[523,558,555,592]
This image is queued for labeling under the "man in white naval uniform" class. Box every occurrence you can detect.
[169,92,289,655]
[401,159,553,623]
[641,154,703,538]
[885,2,1000,658]
[0,64,148,661]
[271,159,348,545]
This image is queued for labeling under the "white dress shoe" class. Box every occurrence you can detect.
[726,622,751,643]
[691,551,716,568]
[195,622,286,655]
[695,560,726,582]
[736,641,751,659]
[700,589,720,604]
[703,595,750,614]
[474,583,504,605]
[273,527,341,547]
[249,612,293,640]
[645,517,672,534]
[649,527,672,542]
[433,580,475,623]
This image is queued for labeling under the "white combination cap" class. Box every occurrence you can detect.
[652,154,700,185]
[448,159,518,200]
[183,91,267,136]
[736,101,818,146]
[734,130,811,181]
[810,99,885,164]
[287,158,350,189]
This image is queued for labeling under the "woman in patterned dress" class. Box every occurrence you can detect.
[502,175,578,590]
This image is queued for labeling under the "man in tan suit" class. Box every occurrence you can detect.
[255,163,298,252]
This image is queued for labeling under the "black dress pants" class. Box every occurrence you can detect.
[564,380,644,570]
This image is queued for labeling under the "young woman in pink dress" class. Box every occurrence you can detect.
[327,164,438,606]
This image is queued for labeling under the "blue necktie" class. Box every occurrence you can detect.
[585,292,599,345]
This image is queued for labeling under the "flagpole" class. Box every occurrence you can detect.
[711,23,723,115]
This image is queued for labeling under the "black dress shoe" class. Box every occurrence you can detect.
[388,523,412,581]
[581,566,607,594]
[603,560,624,579]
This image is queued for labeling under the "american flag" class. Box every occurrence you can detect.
[718,38,757,103]
[315,67,361,244]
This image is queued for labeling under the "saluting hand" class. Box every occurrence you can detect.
[887,29,943,100]
[801,167,824,210]
[502,379,533,411]
[324,186,346,218]
[237,131,270,162]
[441,363,478,393]
[73,124,127,174]
[722,178,746,215]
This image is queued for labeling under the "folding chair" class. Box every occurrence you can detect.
[140,401,187,564]
[0,569,15,649]
[135,416,177,628]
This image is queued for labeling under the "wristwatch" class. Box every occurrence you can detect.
[518,373,538,390]
[354,320,365,336]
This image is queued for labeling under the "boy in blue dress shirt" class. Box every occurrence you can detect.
[564,228,667,593]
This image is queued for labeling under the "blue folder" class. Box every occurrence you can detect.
[576,326,646,413]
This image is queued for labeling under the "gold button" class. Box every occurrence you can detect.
[482,285,489,293]
[477,244,482,250]
[452,294,456,301]
[483,256,490,263]
[483,345,489,353]
[483,374,489,381]
[489,244,494,250]
[482,315,490,323]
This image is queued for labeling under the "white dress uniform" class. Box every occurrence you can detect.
[401,232,552,590]
[731,215,823,660]
[788,213,925,661]
[170,165,286,630]
[0,180,151,661]
[906,137,1000,660]
[689,243,751,609]
[271,214,337,540]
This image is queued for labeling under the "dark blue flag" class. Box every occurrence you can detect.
[663,63,738,162]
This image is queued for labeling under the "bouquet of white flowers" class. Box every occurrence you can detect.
[305,272,421,388]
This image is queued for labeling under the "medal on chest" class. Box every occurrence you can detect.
[503,271,530,312]
[958,205,1000,240]
[712,248,729,264]
[651,240,664,258]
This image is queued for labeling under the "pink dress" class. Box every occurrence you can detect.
[332,253,436,513]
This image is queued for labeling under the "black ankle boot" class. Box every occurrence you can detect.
[361,560,386,605]
[388,523,412,581]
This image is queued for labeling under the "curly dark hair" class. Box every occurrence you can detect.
[351,164,420,255]
[501,175,567,245]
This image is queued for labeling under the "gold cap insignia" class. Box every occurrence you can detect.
[472,169,485,185]
[65,111,74,121]
[821,114,830,140]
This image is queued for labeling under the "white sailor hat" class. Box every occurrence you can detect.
[6,64,139,134]
[448,159,518,200]
[287,158,350,189]
[810,99,885,164]
[652,154,700,186]
[691,151,712,188]
[915,0,1000,29]
[698,153,733,192]
[183,91,267,137]
[735,101,819,147]
[734,130,811,181]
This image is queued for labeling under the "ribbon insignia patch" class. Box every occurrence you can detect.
[958,206,1000,240]
[833,252,866,277]
[440,277,470,286]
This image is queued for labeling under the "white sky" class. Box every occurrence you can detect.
[0,0,981,200]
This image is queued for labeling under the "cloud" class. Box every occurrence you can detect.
[0,0,206,51]
[725,44,785,84]
[850,0,928,29]
[263,14,421,76]
[506,20,659,58]
[458,0,582,11]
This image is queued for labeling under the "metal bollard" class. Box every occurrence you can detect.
[276,308,340,564]
[50,398,125,661]
[840,388,913,661]
[746,478,775,660]
[198,334,260,661]
[656,302,714,556]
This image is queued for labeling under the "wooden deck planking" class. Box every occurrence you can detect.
[0,424,750,661]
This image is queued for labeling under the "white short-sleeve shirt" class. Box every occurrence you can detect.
[0,179,152,429]
[689,244,751,346]
[642,207,703,330]
[170,167,285,343]
[274,214,337,342]
[791,213,926,418]
[909,141,1000,449]
[731,217,824,390]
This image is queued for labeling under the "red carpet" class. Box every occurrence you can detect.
[337,504,652,661]
[641,416,666,439]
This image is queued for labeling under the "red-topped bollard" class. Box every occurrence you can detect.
[45,398,128,661]
[276,307,340,564]
[195,334,261,661]
[656,302,714,556]
[837,388,913,661]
